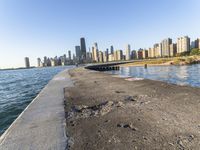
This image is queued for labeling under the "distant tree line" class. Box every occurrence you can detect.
[176,48,200,57]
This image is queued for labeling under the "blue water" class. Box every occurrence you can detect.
[107,64,200,87]
[0,66,72,135]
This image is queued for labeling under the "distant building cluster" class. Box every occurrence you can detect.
[37,51,73,67]
[86,36,200,63]
[24,36,200,68]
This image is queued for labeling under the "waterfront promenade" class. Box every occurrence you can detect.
[0,69,73,150]
[1,64,200,149]
[65,67,200,149]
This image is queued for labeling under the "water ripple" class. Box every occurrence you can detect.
[0,66,73,135]
[106,64,200,88]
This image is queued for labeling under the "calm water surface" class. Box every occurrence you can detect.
[0,66,73,135]
[106,64,200,87]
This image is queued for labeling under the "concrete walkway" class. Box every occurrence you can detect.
[0,69,73,150]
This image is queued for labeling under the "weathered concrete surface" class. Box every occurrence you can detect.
[65,68,200,150]
[0,69,73,150]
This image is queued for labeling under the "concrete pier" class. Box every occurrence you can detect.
[85,62,123,71]
[0,69,73,150]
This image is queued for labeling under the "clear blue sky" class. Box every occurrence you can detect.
[0,0,200,68]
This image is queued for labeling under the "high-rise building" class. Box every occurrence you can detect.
[125,44,131,60]
[75,46,81,61]
[137,49,143,59]
[199,38,200,49]
[80,37,86,60]
[169,43,177,57]
[131,50,137,59]
[37,58,41,67]
[148,48,155,58]
[43,56,48,67]
[51,58,56,67]
[92,43,99,62]
[25,57,30,68]
[115,50,123,61]
[108,54,114,62]
[99,51,103,63]
[154,43,162,57]
[177,36,190,53]
[142,50,148,59]
[68,50,71,60]
[161,38,172,57]
[61,54,67,66]
[114,50,118,61]
[86,52,92,63]
[73,54,76,61]
[110,46,114,54]
[103,50,108,62]
[191,38,200,49]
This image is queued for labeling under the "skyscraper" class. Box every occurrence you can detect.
[80,37,86,60]
[114,50,123,61]
[99,51,103,63]
[37,58,41,67]
[161,38,172,57]
[86,52,92,62]
[153,43,162,57]
[61,54,67,66]
[44,56,47,67]
[92,43,99,62]
[68,50,71,60]
[75,46,81,60]
[24,57,30,68]
[125,44,131,60]
[142,49,148,59]
[177,36,190,53]
[104,49,109,62]
[131,50,137,59]
[103,51,108,62]
[110,46,114,54]
[137,49,143,59]
[148,48,154,58]
[169,43,177,57]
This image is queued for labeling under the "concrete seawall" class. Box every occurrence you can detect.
[64,68,200,149]
[0,69,73,150]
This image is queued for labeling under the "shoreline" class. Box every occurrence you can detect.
[0,69,73,150]
[119,56,200,67]
[65,67,200,149]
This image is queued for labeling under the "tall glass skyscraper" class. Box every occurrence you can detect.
[110,46,114,54]
[80,37,86,60]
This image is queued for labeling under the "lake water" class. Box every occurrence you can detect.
[0,66,73,135]
[106,64,200,88]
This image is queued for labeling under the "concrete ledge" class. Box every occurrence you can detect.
[0,69,73,150]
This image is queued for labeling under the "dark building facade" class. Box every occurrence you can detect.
[80,37,86,60]
[68,50,71,60]
[110,45,114,54]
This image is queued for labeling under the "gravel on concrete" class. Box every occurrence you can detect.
[64,68,200,150]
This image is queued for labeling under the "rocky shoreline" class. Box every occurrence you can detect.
[64,67,200,150]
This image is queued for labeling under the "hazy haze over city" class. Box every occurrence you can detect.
[0,0,200,68]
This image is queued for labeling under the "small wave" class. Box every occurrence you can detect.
[0,66,70,135]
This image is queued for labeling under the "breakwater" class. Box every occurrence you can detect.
[85,62,130,71]
[0,66,72,135]
[0,67,74,149]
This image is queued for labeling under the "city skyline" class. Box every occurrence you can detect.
[29,35,199,68]
[1,0,200,68]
